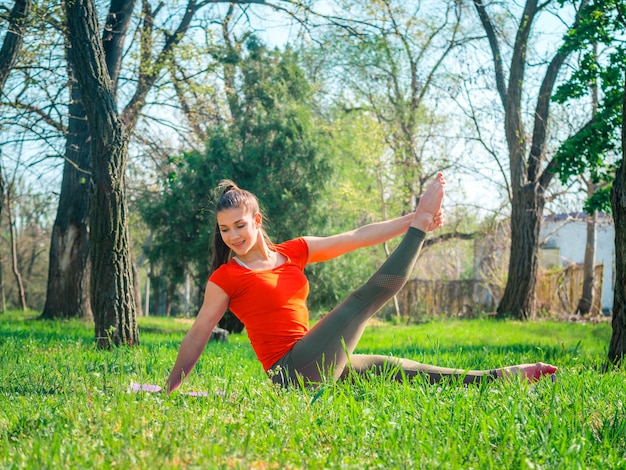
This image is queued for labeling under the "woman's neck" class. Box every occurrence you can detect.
[236,239,285,270]
[237,238,273,264]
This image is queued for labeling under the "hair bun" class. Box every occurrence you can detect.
[216,179,240,197]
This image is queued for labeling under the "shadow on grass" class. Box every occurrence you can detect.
[0,316,93,345]
[0,314,191,347]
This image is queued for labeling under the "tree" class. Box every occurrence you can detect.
[316,0,468,211]
[64,0,138,347]
[552,41,605,317]
[44,0,202,320]
[140,39,332,327]
[4,176,27,311]
[611,83,626,364]
[44,0,303,321]
[550,0,626,364]
[1,0,31,314]
[41,1,135,320]
[472,0,589,319]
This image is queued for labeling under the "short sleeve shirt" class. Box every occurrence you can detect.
[209,238,310,370]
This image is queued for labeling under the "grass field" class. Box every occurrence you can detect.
[1,310,625,469]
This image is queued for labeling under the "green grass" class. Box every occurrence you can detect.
[1,310,624,469]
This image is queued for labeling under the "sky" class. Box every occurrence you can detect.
[1,0,590,225]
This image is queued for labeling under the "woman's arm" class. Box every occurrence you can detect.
[304,213,414,263]
[165,281,229,393]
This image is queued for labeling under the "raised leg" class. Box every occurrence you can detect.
[270,174,446,386]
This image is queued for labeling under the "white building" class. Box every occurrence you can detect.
[540,213,615,313]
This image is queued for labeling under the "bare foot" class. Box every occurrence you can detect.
[499,362,558,383]
[411,172,446,232]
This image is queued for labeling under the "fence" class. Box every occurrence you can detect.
[395,264,603,321]
[535,264,603,316]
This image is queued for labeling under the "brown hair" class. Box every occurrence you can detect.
[210,180,272,273]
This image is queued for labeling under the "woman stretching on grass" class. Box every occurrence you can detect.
[165,173,557,391]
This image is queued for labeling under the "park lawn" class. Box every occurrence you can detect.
[1,311,624,469]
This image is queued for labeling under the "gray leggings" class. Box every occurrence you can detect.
[269,227,497,387]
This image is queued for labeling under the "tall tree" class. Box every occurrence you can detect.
[0,0,31,313]
[611,78,626,364]
[576,55,601,316]
[472,0,588,319]
[43,0,214,320]
[551,0,626,364]
[318,0,467,210]
[64,0,138,346]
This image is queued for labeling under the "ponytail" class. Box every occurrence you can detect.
[210,180,273,273]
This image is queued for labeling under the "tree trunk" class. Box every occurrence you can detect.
[40,40,92,320]
[577,51,599,317]
[0,0,31,92]
[576,206,597,316]
[132,259,143,317]
[607,75,626,365]
[42,0,136,321]
[0,0,31,314]
[65,0,138,347]
[609,161,626,365]
[0,162,5,313]
[497,184,544,320]
[6,185,27,311]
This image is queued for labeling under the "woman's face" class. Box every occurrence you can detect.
[217,206,262,256]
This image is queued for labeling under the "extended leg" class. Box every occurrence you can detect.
[340,354,496,385]
[341,354,558,384]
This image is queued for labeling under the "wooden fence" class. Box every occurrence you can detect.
[394,264,604,321]
[535,264,604,316]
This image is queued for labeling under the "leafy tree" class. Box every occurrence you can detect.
[140,39,332,328]
[472,0,589,320]
[314,0,467,211]
[550,0,626,364]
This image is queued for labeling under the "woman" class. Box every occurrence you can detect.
[165,173,557,391]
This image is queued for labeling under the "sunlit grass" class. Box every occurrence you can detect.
[1,310,624,469]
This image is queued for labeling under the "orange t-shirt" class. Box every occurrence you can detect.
[209,238,310,371]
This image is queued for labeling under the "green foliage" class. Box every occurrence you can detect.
[2,311,625,468]
[584,183,613,213]
[311,1,460,212]
[552,0,626,212]
[305,111,394,310]
[138,38,332,300]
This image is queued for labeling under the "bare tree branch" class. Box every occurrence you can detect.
[472,0,507,108]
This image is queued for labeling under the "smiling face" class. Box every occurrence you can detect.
[217,206,262,256]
